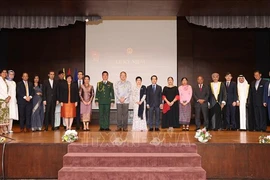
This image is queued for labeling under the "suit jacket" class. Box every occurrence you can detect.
[209,82,227,108]
[42,79,57,103]
[224,81,237,104]
[193,84,209,107]
[146,84,162,107]
[16,81,34,105]
[263,81,270,104]
[95,81,115,104]
[56,79,66,101]
[59,82,79,103]
[250,79,267,107]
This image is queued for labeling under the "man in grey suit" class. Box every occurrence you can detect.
[193,76,209,131]
[146,75,162,131]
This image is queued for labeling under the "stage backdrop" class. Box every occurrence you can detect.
[85,17,177,109]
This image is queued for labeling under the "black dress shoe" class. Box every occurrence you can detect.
[44,128,48,131]
[155,128,160,131]
[99,128,104,131]
[76,127,80,131]
[54,127,60,130]
[123,129,128,132]
[105,128,111,131]
[149,128,153,131]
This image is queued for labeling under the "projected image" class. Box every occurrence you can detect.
[86,19,177,109]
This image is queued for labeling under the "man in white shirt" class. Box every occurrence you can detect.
[115,71,132,131]
[43,71,57,131]
[209,73,227,131]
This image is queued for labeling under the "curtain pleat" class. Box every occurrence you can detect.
[0,16,101,29]
[186,16,270,29]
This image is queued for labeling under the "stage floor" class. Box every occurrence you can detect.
[4,125,270,144]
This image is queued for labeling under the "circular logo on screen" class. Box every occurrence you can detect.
[126,48,133,55]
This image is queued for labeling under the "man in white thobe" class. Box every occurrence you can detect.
[236,75,249,130]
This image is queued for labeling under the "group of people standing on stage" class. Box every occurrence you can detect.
[0,68,269,133]
[0,68,95,133]
[193,71,270,132]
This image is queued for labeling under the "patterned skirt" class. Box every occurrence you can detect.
[179,102,191,125]
[61,102,76,118]
[0,100,9,126]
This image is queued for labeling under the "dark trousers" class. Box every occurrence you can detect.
[75,103,81,129]
[267,97,270,121]
[98,104,110,129]
[149,106,160,128]
[210,103,222,130]
[116,103,129,129]
[44,101,56,130]
[226,104,236,129]
[254,105,267,131]
[18,103,32,129]
[194,105,209,129]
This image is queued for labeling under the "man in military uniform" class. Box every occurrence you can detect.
[95,71,115,131]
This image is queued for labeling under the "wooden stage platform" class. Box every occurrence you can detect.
[0,125,270,179]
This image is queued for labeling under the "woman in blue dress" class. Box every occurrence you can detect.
[31,75,44,131]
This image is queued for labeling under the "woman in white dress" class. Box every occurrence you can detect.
[132,76,148,131]
[6,70,18,133]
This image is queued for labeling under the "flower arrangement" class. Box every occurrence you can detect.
[259,135,270,144]
[0,137,6,143]
[62,130,78,143]
[194,128,212,143]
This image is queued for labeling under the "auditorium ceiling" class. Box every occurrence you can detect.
[1,0,270,16]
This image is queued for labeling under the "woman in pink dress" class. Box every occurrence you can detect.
[178,77,193,131]
[79,75,95,131]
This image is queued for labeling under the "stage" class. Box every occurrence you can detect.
[1,125,270,179]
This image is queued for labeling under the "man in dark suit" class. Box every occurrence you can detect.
[193,76,209,131]
[55,70,65,130]
[16,73,34,132]
[250,70,267,132]
[43,71,57,131]
[146,75,162,131]
[224,72,238,130]
[209,73,227,131]
[263,81,270,122]
[75,71,84,130]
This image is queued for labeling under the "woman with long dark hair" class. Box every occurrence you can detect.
[31,75,44,131]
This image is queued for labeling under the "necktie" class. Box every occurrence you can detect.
[152,85,156,92]
[79,80,82,88]
[25,81,29,97]
[199,84,202,92]
[226,82,229,87]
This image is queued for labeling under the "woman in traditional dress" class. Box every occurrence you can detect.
[178,77,192,131]
[31,75,44,131]
[131,76,148,131]
[162,77,180,130]
[6,70,18,133]
[0,69,10,134]
[79,75,95,131]
[59,75,79,130]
